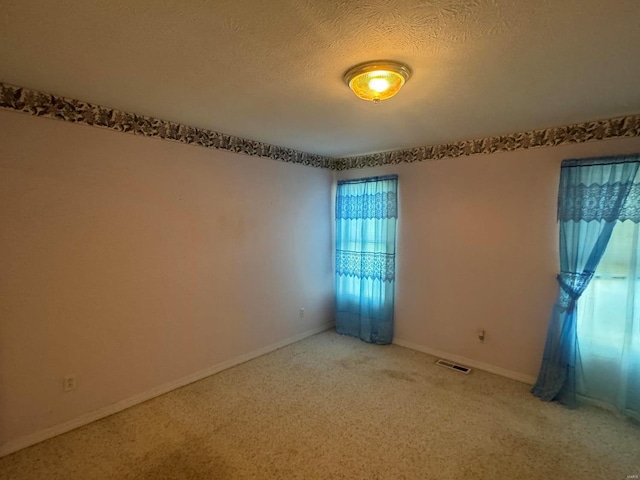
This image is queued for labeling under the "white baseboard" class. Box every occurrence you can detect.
[393,337,537,386]
[0,322,335,458]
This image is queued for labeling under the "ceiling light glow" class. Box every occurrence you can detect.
[368,76,390,93]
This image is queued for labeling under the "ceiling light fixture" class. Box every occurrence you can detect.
[343,61,412,103]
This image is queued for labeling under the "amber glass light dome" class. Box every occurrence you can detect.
[344,61,411,103]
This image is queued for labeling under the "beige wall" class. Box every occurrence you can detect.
[0,110,334,449]
[336,136,640,380]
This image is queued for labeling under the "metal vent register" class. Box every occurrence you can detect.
[435,359,471,374]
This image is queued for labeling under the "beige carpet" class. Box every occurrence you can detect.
[1,331,638,479]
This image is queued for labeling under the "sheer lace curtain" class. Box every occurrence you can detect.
[335,175,398,345]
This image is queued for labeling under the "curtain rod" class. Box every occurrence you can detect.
[337,174,399,185]
[562,153,640,168]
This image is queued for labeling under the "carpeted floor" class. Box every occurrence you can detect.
[1,330,638,479]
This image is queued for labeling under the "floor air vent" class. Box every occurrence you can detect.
[435,359,471,374]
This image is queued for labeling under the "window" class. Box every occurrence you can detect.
[577,219,640,416]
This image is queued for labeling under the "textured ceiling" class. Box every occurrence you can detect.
[1,0,639,157]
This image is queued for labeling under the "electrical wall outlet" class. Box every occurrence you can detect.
[478,329,486,343]
[299,308,305,318]
[63,375,77,392]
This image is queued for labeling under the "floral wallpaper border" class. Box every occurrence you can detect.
[0,82,333,169]
[1,82,639,171]
[337,114,640,170]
